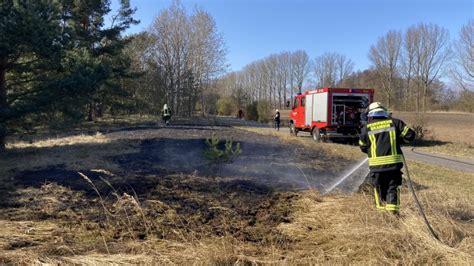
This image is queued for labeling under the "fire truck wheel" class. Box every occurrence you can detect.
[312,127,321,142]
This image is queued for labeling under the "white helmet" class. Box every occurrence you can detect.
[367,102,389,117]
[276,109,279,112]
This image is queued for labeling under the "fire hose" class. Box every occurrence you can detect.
[318,148,442,243]
[402,155,441,242]
[325,156,441,242]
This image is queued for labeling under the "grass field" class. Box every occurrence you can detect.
[395,112,474,159]
[395,112,473,145]
[0,117,472,264]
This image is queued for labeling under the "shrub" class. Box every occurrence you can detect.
[257,100,271,122]
[245,101,258,121]
[216,97,237,116]
[244,100,272,122]
[412,113,430,141]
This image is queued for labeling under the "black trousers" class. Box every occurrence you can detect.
[368,170,402,212]
[274,120,280,130]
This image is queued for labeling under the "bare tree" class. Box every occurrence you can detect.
[149,1,189,114]
[313,52,337,87]
[313,52,354,87]
[276,52,290,108]
[148,1,226,116]
[400,27,419,109]
[368,30,402,108]
[190,7,227,115]
[291,50,311,94]
[336,53,355,86]
[281,51,292,102]
[414,23,450,111]
[451,20,474,91]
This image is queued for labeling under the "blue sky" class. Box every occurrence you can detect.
[112,0,473,72]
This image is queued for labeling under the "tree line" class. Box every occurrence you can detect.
[219,21,473,113]
[217,50,311,110]
[1,0,472,152]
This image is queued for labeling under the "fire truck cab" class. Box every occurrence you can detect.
[289,87,374,142]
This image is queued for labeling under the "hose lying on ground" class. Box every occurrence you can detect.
[402,155,441,242]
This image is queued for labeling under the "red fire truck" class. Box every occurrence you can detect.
[289,87,374,142]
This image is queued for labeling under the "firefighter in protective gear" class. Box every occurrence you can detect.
[359,102,415,214]
[274,109,281,131]
[162,104,172,125]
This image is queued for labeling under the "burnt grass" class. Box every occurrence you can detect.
[1,172,298,255]
[1,124,343,256]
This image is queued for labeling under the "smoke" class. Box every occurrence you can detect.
[218,143,369,193]
[130,133,369,194]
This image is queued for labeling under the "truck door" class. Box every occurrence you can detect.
[291,96,305,128]
[305,94,313,126]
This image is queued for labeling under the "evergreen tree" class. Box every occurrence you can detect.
[0,0,138,151]
[59,0,139,121]
[0,0,65,150]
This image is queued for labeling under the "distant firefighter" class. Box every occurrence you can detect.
[237,109,244,119]
[274,109,281,131]
[162,104,172,125]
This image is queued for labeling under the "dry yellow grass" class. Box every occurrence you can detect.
[6,132,110,149]
[0,128,170,177]
[277,191,472,264]
[0,140,136,176]
[418,143,474,159]
[3,166,471,264]
[407,160,474,198]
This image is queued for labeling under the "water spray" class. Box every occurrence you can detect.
[324,158,368,194]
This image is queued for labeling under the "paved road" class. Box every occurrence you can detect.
[402,147,474,173]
